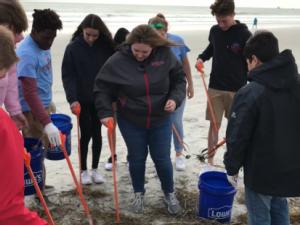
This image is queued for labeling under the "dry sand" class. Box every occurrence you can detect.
[25,27,300,224]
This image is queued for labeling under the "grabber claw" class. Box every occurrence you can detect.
[197,138,226,162]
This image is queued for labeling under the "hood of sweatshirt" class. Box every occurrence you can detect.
[248,49,299,90]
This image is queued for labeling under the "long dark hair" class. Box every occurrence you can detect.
[71,14,114,47]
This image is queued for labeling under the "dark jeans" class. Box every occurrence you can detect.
[118,115,174,194]
[79,103,102,170]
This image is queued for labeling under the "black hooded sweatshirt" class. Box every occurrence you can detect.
[93,45,186,128]
[198,21,251,92]
[224,50,300,197]
[62,35,115,104]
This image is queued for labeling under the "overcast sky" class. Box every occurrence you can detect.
[23,0,300,9]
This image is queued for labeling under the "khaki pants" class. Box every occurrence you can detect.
[205,88,235,125]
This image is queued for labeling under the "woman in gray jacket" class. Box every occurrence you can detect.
[94,24,186,215]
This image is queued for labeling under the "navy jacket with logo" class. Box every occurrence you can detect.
[94,45,186,128]
[198,21,251,92]
[224,50,300,197]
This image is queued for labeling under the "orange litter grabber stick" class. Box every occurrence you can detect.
[197,138,226,162]
[107,119,121,224]
[59,133,94,225]
[196,63,219,133]
[23,149,55,225]
[171,124,191,159]
[74,104,82,189]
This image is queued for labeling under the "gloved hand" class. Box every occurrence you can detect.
[44,122,61,147]
[227,174,238,188]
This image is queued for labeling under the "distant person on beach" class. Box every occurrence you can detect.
[195,0,251,165]
[94,24,186,215]
[252,17,258,29]
[62,14,115,185]
[104,26,130,171]
[0,25,47,225]
[0,0,28,130]
[16,8,62,206]
[148,13,194,172]
[224,30,300,225]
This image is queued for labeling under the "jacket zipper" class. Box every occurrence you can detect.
[143,73,152,128]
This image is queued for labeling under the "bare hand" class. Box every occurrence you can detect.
[70,101,81,116]
[195,58,203,68]
[11,113,28,130]
[187,83,194,99]
[100,117,114,127]
[164,99,176,112]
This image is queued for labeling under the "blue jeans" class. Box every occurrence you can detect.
[171,98,186,152]
[245,186,290,225]
[117,116,174,194]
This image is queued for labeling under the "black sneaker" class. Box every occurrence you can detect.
[105,154,117,171]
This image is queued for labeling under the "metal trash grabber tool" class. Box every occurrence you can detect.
[171,123,191,159]
[107,118,121,224]
[60,133,94,225]
[196,63,219,133]
[73,104,82,190]
[23,149,55,225]
[197,138,226,162]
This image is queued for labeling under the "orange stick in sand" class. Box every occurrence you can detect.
[107,119,121,224]
[73,104,82,190]
[196,63,219,133]
[59,133,94,225]
[23,149,55,225]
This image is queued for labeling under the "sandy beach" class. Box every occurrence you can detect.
[23,24,300,225]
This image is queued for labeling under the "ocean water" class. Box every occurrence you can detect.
[22,2,300,33]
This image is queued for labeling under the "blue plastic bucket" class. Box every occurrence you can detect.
[45,113,73,160]
[24,138,44,196]
[198,171,236,224]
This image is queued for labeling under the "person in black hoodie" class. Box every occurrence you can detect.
[196,0,251,165]
[224,31,300,225]
[62,14,115,185]
[94,24,186,215]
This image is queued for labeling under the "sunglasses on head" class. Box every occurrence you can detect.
[149,23,165,30]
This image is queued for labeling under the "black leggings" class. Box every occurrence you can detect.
[79,103,102,170]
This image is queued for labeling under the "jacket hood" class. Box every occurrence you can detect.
[248,50,299,90]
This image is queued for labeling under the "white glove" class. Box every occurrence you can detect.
[227,174,238,188]
[44,122,61,147]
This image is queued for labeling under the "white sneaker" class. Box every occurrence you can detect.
[175,155,186,171]
[81,170,92,185]
[105,155,117,171]
[91,169,105,184]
